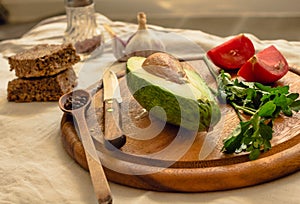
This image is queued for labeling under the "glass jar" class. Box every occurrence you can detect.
[64,0,104,59]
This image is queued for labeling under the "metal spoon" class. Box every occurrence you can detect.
[59,89,112,204]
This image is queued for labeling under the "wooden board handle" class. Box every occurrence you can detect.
[289,66,300,76]
[104,99,126,149]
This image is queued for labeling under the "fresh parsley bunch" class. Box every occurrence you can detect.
[217,71,300,160]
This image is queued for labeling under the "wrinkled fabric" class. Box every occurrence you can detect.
[0,14,299,204]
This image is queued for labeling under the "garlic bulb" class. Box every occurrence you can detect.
[104,12,165,61]
[124,12,165,58]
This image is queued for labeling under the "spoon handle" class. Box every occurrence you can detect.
[74,110,112,204]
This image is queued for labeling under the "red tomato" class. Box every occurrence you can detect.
[207,34,255,70]
[238,45,289,84]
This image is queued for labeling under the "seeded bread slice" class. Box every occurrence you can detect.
[8,44,80,78]
[7,68,77,102]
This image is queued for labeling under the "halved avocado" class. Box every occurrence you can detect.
[126,56,220,131]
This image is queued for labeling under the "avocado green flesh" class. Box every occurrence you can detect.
[126,56,221,131]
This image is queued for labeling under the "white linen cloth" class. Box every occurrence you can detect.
[0,14,299,204]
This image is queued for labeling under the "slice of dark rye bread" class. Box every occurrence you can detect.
[7,68,77,102]
[8,44,80,78]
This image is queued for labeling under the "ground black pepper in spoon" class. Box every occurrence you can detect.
[59,89,112,204]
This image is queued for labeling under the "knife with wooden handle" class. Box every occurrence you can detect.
[103,70,126,149]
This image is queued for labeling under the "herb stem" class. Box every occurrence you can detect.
[230,102,245,121]
[231,102,256,115]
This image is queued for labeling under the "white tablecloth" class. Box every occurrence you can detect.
[0,14,299,204]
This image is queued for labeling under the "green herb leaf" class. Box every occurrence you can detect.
[222,121,250,153]
[215,70,299,160]
[287,93,299,100]
[283,108,293,116]
[290,100,300,112]
[249,149,261,160]
[259,122,273,140]
[258,101,276,117]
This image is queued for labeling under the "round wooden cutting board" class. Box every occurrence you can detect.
[60,60,300,192]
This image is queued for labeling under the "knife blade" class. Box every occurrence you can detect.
[102,69,126,149]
